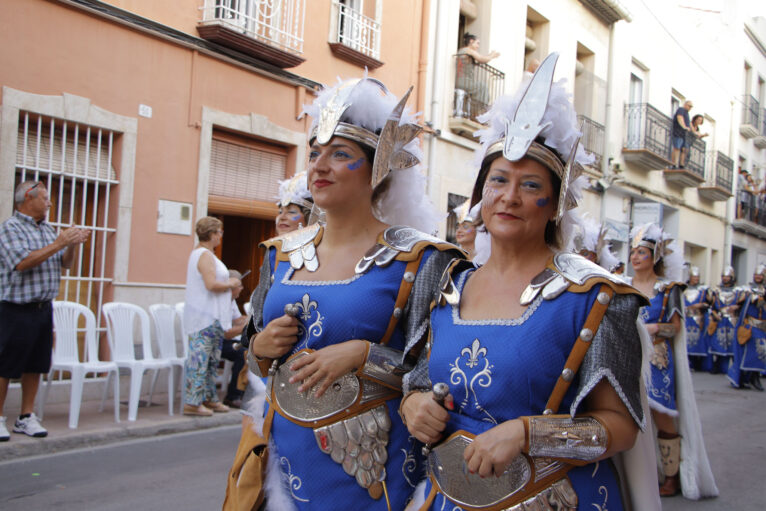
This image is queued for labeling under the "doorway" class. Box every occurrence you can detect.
[212,214,276,310]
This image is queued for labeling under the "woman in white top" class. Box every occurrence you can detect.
[183,216,241,416]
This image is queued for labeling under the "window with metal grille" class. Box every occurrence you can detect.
[209,135,285,203]
[14,113,119,334]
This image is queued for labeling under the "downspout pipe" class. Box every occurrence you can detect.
[426,0,443,211]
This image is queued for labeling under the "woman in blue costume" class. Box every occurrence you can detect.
[705,266,743,374]
[684,266,712,372]
[728,264,766,391]
[629,223,718,500]
[400,53,660,511]
[234,78,463,511]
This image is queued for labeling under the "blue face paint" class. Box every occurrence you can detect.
[289,215,303,222]
[536,197,550,207]
[347,158,364,171]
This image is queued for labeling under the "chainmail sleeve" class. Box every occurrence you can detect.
[666,284,684,321]
[570,292,646,430]
[401,252,462,393]
[244,248,274,341]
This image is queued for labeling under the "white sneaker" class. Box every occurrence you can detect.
[13,413,48,438]
[0,416,9,441]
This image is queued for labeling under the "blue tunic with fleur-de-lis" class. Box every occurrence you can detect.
[422,267,624,511]
[706,287,740,357]
[728,287,766,386]
[640,282,683,416]
[256,245,433,510]
[684,286,709,359]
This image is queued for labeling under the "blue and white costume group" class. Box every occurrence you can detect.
[684,284,712,371]
[704,285,742,374]
[728,281,766,387]
[642,281,685,416]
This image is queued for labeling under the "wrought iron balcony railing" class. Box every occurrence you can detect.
[330,0,381,60]
[685,133,706,179]
[199,0,305,66]
[714,151,734,191]
[623,103,672,168]
[576,115,604,170]
[742,95,760,127]
[452,54,505,124]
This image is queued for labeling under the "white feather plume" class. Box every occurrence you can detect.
[275,171,312,207]
[473,77,595,170]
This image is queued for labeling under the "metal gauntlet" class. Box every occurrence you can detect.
[656,323,677,338]
[525,415,609,461]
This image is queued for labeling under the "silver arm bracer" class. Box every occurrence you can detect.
[527,415,608,461]
[360,343,408,389]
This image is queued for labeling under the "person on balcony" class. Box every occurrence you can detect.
[670,100,693,169]
[455,33,500,111]
[690,114,708,140]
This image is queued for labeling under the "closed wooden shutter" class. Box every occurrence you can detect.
[209,136,285,202]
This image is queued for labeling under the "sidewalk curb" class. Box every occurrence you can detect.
[0,413,241,462]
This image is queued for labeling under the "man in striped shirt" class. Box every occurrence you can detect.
[0,181,89,440]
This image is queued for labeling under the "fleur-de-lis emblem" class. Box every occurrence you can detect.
[461,339,487,369]
[297,293,317,321]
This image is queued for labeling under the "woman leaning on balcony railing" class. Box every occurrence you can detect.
[455,33,500,107]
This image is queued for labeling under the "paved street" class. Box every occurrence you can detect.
[0,425,241,510]
[659,371,765,510]
[0,371,763,510]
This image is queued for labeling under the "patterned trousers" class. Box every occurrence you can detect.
[184,321,223,406]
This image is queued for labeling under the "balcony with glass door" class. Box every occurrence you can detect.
[622,103,672,171]
[577,115,605,171]
[740,95,760,139]
[698,151,733,201]
[754,108,766,149]
[197,0,306,68]
[449,54,505,139]
[328,0,382,69]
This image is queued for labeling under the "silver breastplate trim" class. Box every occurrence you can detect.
[684,288,700,303]
[356,225,449,274]
[276,223,322,272]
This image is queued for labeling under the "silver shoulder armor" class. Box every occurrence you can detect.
[355,225,448,274]
[272,223,322,272]
[521,253,627,305]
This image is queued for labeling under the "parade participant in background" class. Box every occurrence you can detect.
[684,266,712,372]
[568,212,619,271]
[728,264,766,391]
[226,77,463,511]
[401,53,661,511]
[629,224,718,499]
[453,199,479,260]
[706,266,743,374]
[275,171,313,235]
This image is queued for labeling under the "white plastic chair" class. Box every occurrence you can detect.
[102,302,174,421]
[39,301,120,429]
[148,304,186,413]
[174,302,188,359]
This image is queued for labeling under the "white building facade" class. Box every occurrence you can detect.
[421,0,766,286]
